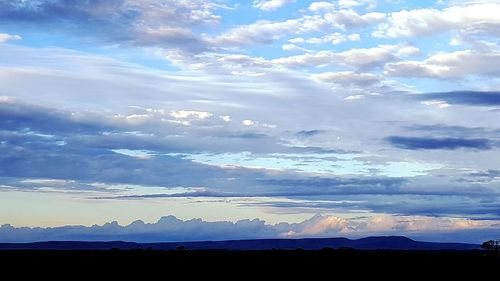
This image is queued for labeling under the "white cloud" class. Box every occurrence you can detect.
[324,9,385,29]
[373,3,500,38]
[124,0,221,26]
[20,179,74,186]
[273,44,415,69]
[289,33,361,45]
[313,71,379,87]
[219,115,231,122]
[242,119,256,126]
[289,214,492,237]
[282,43,311,52]
[207,16,327,47]
[339,0,362,8]
[338,0,377,9]
[0,0,224,54]
[0,33,22,42]
[284,215,350,236]
[344,94,366,100]
[253,0,295,11]
[421,100,451,109]
[170,110,213,119]
[166,119,191,126]
[308,2,336,12]
[206,7,384,48]
[395,45,421,56]
[385,50,500,78]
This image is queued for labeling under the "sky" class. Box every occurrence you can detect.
[0,0,500,243]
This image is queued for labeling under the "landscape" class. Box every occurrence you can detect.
[0,0,499,264]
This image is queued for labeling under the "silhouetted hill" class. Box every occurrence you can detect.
[0,236,479,250]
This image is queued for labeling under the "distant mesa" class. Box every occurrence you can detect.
[0,236,479,251]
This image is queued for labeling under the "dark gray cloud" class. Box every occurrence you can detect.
[0,101,115,135]
[260,177,406,195]
[386,136,492,150]
[295,130,326,137]
[417,91,500,106]
[0,101,259,187]
[403,124,493,137]
[223,132,269,139]
[470,169,500,179]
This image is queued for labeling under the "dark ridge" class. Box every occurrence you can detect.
[0,236,479,250]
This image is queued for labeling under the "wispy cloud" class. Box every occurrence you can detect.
[0,33,21,42]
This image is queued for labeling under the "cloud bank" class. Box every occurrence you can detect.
[1,214,498,244]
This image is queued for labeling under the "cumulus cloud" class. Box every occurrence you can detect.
[206,16,327,47]
[373,3,500,38]
[206,7,383,47]
[308,2,336,12]
[0,33,21,42]
[0,214,496,243]
[338,0,377,9]
[253,0,295,11]
[273,44,416,69]
[325,9,385,29]
[385,50,500,78]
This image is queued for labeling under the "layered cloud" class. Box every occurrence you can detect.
[1,94,500,222]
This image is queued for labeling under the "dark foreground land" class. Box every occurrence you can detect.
[1,249,498,266]
[1,237,498,276]
[1,249,499,278]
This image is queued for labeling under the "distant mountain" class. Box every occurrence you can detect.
[0,236,479,250]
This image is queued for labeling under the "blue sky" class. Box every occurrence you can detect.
[0,0,500,243]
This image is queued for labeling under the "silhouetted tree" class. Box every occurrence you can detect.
[481,240,499,255]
